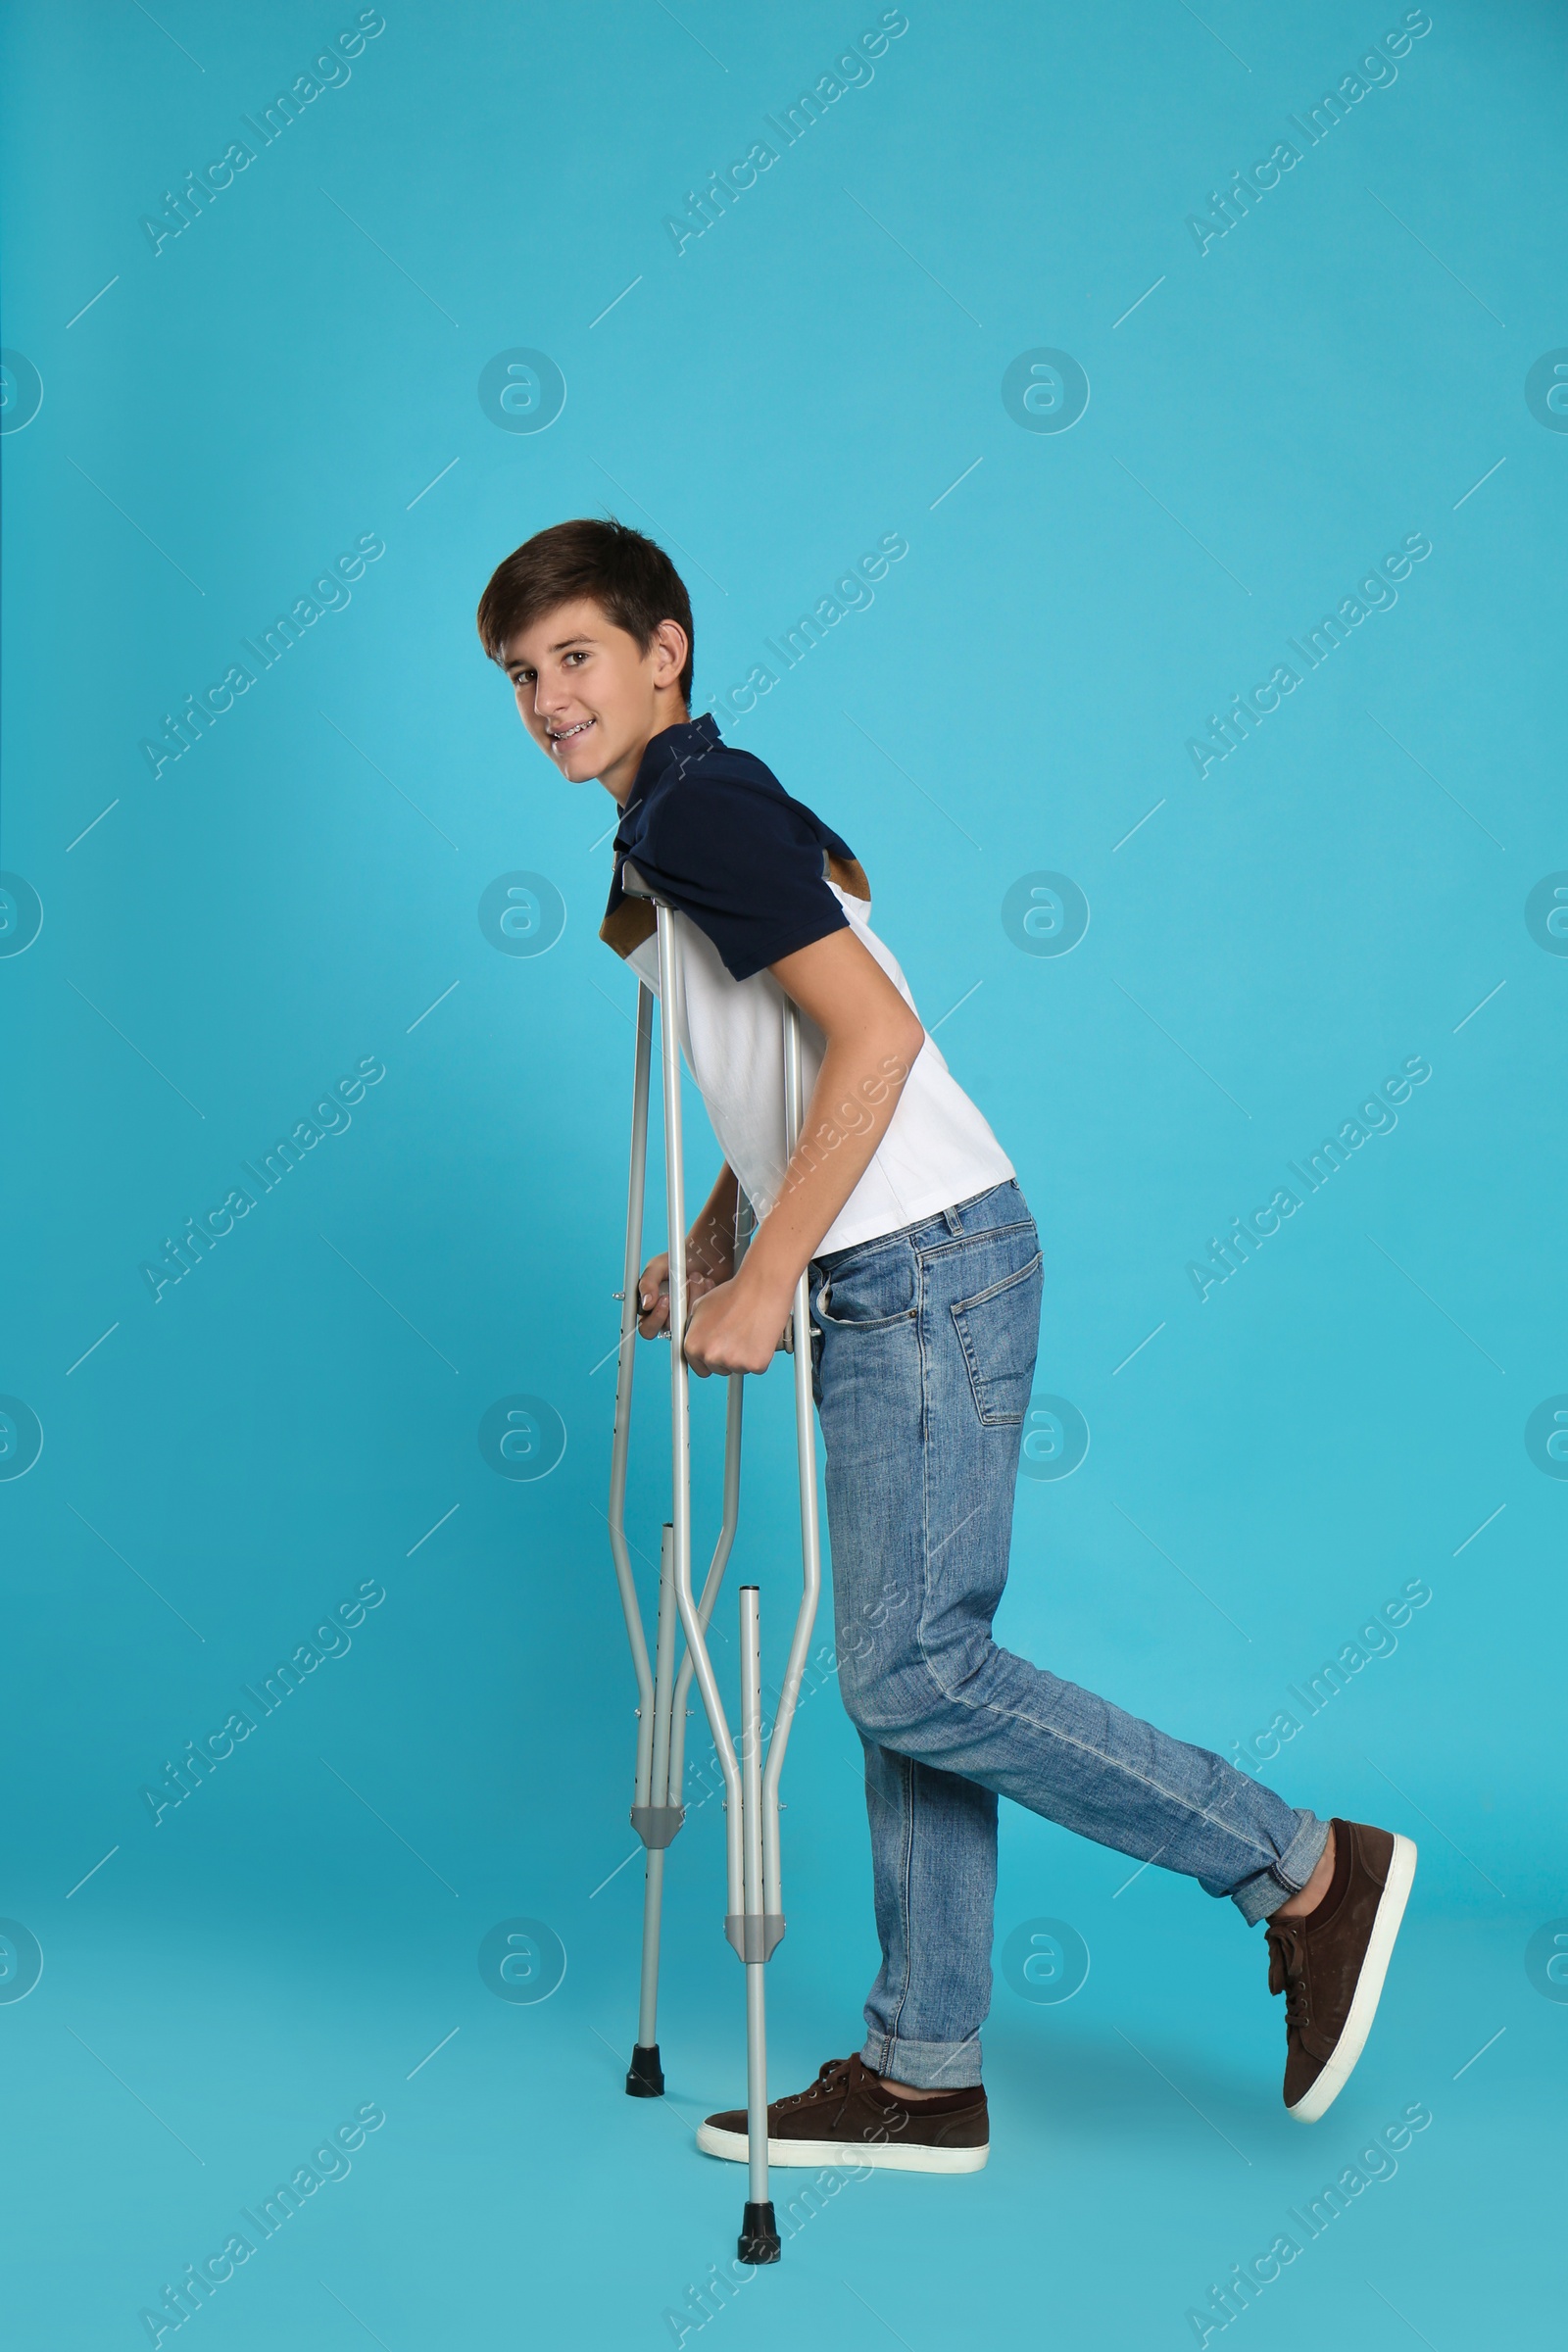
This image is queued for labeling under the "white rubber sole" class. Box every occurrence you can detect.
[695,2122,988,2174]
[1288,1831,1418,2124]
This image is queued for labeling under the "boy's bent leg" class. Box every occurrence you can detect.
[808,1185,1403,2134]
[871,1649,1330,1929]
[812,1194,1329,1942]
[857,1734,997,2091]
[839,1403,1330,1929]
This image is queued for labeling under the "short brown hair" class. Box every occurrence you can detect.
[475,514,695,705]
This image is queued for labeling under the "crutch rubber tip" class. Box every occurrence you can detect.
[625,2042,664,2097]
[738,2202,781,2264]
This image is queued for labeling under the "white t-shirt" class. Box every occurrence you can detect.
[624,877,1015,1256]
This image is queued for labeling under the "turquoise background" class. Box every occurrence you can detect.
[2,1,1565,2343]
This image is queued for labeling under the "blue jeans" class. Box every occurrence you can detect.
[807,1178,1329,2091]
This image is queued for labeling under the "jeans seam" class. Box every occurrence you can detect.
[894,1250,936,2057]
[906,1636,1282,1872]
[885,1750,917,2048]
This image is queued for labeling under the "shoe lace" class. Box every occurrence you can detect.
[777,2056,856,2111]
[1265,1923,1310,2029]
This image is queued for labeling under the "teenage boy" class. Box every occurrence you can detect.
[475,516,1417,2175]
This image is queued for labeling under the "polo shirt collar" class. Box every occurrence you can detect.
[617,712,722,832]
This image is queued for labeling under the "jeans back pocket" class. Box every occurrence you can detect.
[949,1250,1043,1425]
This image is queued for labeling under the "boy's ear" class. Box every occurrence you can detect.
[652,617,689,686]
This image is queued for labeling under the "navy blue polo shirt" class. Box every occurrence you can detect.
[600,713,859,984]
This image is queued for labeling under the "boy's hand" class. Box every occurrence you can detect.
[681,1272,793,1378]
[635,1229,734,1340]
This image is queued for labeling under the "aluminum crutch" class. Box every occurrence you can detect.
[606,984,751,2100]
[648,889,824,2266]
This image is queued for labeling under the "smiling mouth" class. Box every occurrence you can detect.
[547,718,595,753]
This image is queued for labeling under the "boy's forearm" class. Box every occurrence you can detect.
[739,1026,920,1312]
[688,1160,741,1278]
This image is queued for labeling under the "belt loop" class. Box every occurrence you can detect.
[943,1202,964,1236]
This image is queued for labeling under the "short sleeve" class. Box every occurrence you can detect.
[641,775,851,983]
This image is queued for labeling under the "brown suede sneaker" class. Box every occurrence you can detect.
[696,2053,989,2174]
[1265,1818,1417,2123]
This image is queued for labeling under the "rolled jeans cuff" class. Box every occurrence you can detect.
[1230,1807,1332,1927]
[860,2029,984,2092]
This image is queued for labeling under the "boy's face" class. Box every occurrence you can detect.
[500,597,688,799]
